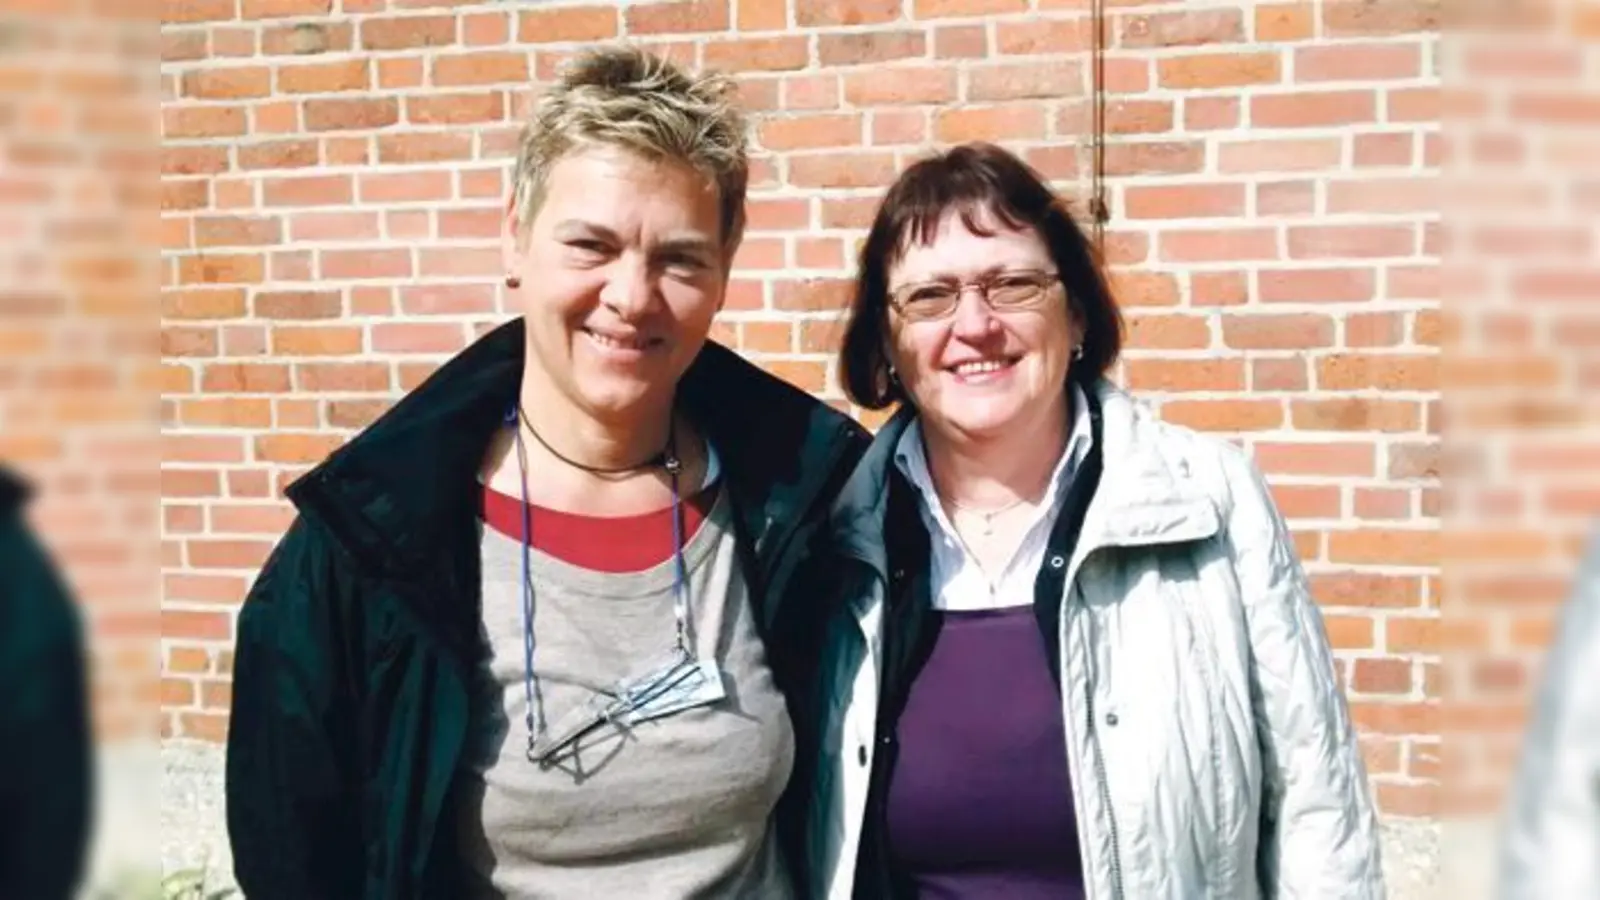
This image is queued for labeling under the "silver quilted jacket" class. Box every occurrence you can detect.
[1498,523,1600,898]
[803,379,1386,899]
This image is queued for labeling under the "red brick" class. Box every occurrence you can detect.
[1124,359,1246,392]
[418,247,499,277]
[164,288,248,320]
[263,174,352,207]
[1253,358,1308,391]
[912,0,1025,17]
[1118,8,1243,47]
[278,59,368,94]
[1292,398,1420,432]
[195,216,282,248]
[1110,271,1179,307]
[1323,0,1440,36]
[271,326,363,356]
[789,152,896,189]
[1355,488,1411,519]
[1256,442,1376,477]
[304,97,398,131]
[359,171,452,203]
[1295,43,1422,82]
[1312,573,1423,609]
[241,0,330,17]
[431,51,528,86]
[969,61,1082,101]
[935,24,990,58]
[406,92,504,125]
[1255,3,1313,41]
[398,285,496,316]
[1318,354,1438,391]
[238,139,317,170]
[1184,96,1239,130]
[1252,90,1376,128]
[1220,138,1343,173]
[935,106,1047,142]
[1289,226,1416,259]
[818,31,926,66]
[1158,228,1278,263]
[164,106,246,138]
[297,362,391,392]
[1353,659,1413,695]
[290,212,380,243]
[1329,529,1439,567]
[182,66,271,100]
[180,398,273,428]
[1124,314,1211,350]
[1123,183,1244,219]
[1104,141,1204,176]
[360,15,457,51]
[372,322,466,353]
[1160,399,1282,432]
[517,5,617,41]
[1191,272,1247,307]
[995,19,1082,55]
[163,0,235,24]
[1347,312,1405,348]
[872,109,928,145]
[1222,313,1335,350]
[773,278,853,312]
[1257,180,1316,216]
[249,436,341,469]
[737,0,786,30]
[625,0,730,35]
[783,74,841,110]
[1258,268,1375,304]
[378,133,475,164]
[320,249,412,280]
[261,21,353,55]
[843,68,956,105]
[178,254,264,285]
[706,37,809,71]
[795,0,900,26]
[1158,52,1280,89]
[164,610,232,641]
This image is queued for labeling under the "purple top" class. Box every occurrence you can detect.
[885,605,1085,899]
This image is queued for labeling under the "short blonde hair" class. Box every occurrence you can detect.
[509,44,750,254]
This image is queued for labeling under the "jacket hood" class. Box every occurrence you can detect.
[286,317,869,587]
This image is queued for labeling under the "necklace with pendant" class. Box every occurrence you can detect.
[946,494,1028,537]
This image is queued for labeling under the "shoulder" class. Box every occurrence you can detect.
[1093,381,1283,536]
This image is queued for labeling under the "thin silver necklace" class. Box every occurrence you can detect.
[945,494,1029,536]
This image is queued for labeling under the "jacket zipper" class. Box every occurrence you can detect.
[1084,683,1125,900]
[1061,553,1125,900]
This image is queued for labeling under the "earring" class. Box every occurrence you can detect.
[1072,345,1084,361]
[505,274,521,289]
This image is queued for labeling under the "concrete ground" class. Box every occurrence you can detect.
[153,739,1458,898]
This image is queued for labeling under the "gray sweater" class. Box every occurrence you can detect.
[451,484,796,899]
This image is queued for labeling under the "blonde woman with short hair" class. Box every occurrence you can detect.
[225,45,869,899]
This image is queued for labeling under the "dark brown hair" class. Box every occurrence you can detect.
[839,142,1124,410]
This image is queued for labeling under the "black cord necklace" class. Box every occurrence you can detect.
[514,401,682,477]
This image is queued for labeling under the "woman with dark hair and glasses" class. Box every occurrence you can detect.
[799,142,1384,899]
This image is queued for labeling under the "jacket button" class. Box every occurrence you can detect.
[857,745,868,766]
[1048,555,1065,569]
[1105,712,1119,727]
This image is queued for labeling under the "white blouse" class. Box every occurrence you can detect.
[892,382,1094,612]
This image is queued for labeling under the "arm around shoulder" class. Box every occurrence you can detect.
[225,515,363,899]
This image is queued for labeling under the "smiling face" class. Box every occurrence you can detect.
[504,143,729,426]
[885,206,1079,443]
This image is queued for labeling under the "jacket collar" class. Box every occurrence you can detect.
[287,317,869,592]
[0,466,29,520]
[828,378,1220,579]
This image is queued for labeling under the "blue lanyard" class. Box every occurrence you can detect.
[506,404,690,754]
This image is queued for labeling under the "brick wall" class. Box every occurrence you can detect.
[160,0,1444,817]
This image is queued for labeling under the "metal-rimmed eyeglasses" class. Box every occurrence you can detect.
[887,268,1062,322]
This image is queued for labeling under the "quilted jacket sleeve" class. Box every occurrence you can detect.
[225,516,363,899]
[1497,523,1600,899]
[1220,447,1386,898]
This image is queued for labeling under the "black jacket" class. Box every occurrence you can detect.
[224,318,870,899]
[0,468,93,900]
